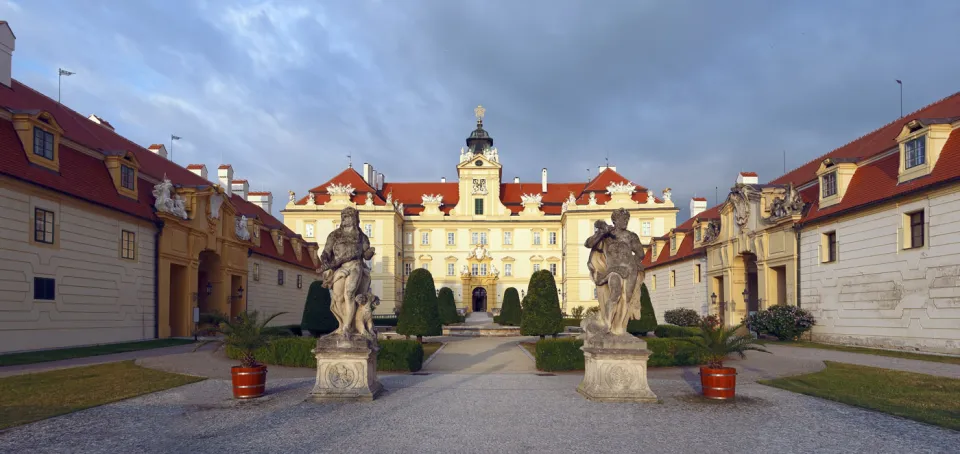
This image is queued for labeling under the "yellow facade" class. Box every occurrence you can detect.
[283,113,678,314]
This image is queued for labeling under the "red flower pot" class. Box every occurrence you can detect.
[699,366,737,400]
[231,365,267,399]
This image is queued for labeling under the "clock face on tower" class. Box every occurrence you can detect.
[472,178,487,194]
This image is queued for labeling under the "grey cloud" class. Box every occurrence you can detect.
[4,0,960,221]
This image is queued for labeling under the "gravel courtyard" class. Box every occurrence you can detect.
[1,336,957,454]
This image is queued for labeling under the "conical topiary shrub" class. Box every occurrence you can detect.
[499,287,522,326]
[397,268,442,342]
[437,287,460,325]
[520,270,564,339]
[627,283,658,336]
[301,281,338,336]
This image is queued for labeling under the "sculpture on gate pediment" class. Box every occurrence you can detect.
[235,215,251,241]
[702,219,721,243]
[764,183,806,223]
[730,184,753,227]
[152,175,188,220]
[209,193,223,219]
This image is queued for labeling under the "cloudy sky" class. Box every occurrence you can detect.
[3,0,959,220]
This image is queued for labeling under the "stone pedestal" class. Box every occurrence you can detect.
[309,335,383,402]
[576,333,658,403]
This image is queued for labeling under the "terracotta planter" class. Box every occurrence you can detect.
[699,366,737,400]
[231,365,267,399]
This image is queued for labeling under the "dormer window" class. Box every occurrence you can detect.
[33,127,55,160]
[904,136,926,169]
[120,165,136,190]
[821,172,837,198]
[695,227,701,242]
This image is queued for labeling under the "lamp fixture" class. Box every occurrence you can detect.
[711,292,717,305]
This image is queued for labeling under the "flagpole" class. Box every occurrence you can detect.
[896,80,903,118]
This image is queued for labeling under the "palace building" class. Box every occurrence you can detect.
[643,93,960,354]
[282,106,679,314]
[0,22,316,353]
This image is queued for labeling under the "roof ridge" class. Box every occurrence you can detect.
[773,90,960,184]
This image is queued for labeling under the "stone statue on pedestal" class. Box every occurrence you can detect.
[577,208,658,403]
[310,206,383,401]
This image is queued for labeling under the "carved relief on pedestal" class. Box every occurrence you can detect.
[327,363,357,389]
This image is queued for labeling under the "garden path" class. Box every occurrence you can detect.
[762,344,960,379]
[422,336,537,374]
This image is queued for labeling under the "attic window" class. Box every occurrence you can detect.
[33,127,55,160]
[474,160,482,166]
[821,172,837,198]
[904,136,926,169]
[120,165,136,190]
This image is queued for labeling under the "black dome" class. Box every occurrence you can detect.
[466,121,493,153]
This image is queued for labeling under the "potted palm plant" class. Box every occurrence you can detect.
[679,319,769,400]
[195,310,289,399]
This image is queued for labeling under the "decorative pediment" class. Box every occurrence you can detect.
[208,193,224,219]
[422,194,444,205]
[445,255,459,261]
[546,256,561,262]
[457,150,501,169]
[501,256,516,262]
[728,184,759,228]
[530,255,545,261]
[606,181,635,195]
[521,193,543,207]
[418,254,433,262]
[292,238,303,262]
[327,183,355,196]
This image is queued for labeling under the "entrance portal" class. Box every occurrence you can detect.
[472,287,487,313]
[743,253,759,313]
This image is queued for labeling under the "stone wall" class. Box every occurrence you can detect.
[246,255,314,326]
[644,257,709,323]
[799,187,960,354]
[0,183,156,353]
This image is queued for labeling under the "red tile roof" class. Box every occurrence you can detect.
[739,171,758,177]
[0,78,314,270]
[0,119,156,221]
[218,164,232,169]
[148,144,163,150]
[644,204,721,270]
[301,166,667,216]
[186,164,204,169]
[692,197,707,202]
[248,191,272,196]
[772,91,960,186]
[802,128,960,224]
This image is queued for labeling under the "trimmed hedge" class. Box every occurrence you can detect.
[653,324,701,338]
[626,283,657,335]
[277,324,303,337]
[226,337,426,372]
[521,270,564,338]
[531,337,703,371]
[663,308,702,327]
[437,287,460,325]
[373,317,398,327]
[562,318,582,327]
[397,268,442,340]
[378,339,425,372]
[499,287,523,326]
[301,281,338,336]
[535,338,585,371]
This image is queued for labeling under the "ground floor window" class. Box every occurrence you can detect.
[34,277,55,300]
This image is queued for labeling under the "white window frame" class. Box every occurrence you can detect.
[822,172,838,198]
[504,231,512,245]
[447,263,455,276]
[533,232,541,245]
[549,263,557,275]
[504,263,512,276]
[548,231,557,245]
[641,221,651,237]
[533,263,541,272]
[421,232,430,245]
[405,232,413,245]
[364,223,373,238]
[447,232,455,245]
[905,136,926,169]
[304,223,315,238]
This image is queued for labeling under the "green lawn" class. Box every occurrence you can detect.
[759,361,960,431]
[0,339,197,367]
[760,340,960,365]
[0,361,204,430]
[520,342,537,356]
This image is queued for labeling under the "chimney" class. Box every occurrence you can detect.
[231,179,250,200]
[541,168,548,193]
[376,172,384,191]
[148,144,169,159]
[597,165,617,174]
[186,164,207,180]
[87,114,115,131]
[690,197,707,218]
[218,165,233,197]
[362,163,372,184]
[737,171,759,185]
[0,21,14,88]
[514,177,520,184]
[441,177,446,183]
[248,191,273,214]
